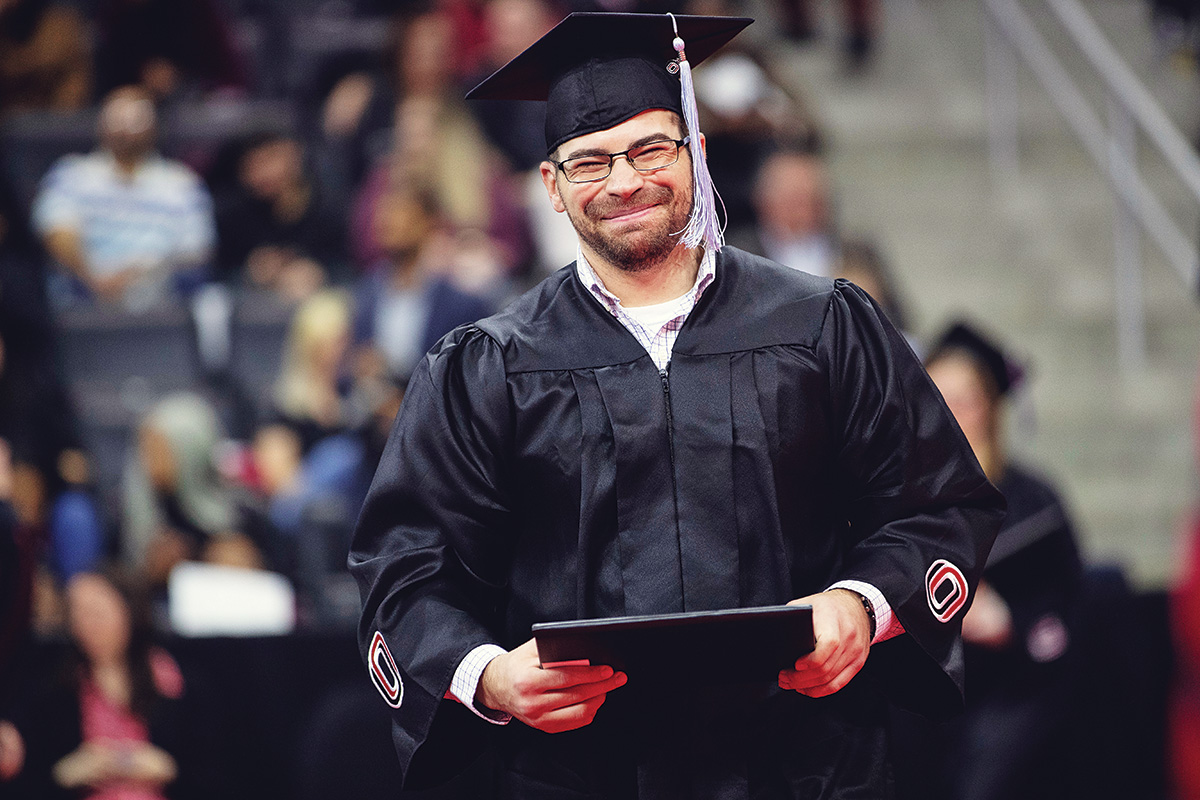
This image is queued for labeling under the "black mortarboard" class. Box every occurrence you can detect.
[466,12,751,154]
[928,321,1022,397]
[466,12,751,253]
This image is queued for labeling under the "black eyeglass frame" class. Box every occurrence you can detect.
[550,136,691,184]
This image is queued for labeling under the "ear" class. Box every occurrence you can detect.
[697,132,707,158]
[539,161,567,214]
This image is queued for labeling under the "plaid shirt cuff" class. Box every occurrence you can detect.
[449,644,512,724]
[826,580,905,645]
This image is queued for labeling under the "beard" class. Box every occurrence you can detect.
[565,182,693,273]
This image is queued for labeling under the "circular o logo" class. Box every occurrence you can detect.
[925,559,969,623]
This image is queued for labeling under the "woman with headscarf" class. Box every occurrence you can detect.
[121,393,262,586]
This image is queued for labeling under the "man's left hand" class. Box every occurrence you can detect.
[778,589,871,698]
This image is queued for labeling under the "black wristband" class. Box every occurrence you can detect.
[856,592,876,640]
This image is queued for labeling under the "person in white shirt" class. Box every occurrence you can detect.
[33,86,215,309]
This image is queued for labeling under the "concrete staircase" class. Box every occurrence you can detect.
[763,0,1200,586]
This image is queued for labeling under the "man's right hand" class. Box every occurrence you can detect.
[475,638,627,733]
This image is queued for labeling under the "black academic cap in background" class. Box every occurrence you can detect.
[929,321,1023,397]
[465,12,751,154]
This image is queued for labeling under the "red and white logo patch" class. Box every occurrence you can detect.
[369,631,404,708]
[925,559,969,623]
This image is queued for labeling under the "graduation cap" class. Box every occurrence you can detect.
[466,12,752,253]
[928,321,1024,397]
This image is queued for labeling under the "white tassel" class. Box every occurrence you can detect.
[669,15,725,252]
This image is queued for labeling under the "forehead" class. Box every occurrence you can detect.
[558,109,681,155]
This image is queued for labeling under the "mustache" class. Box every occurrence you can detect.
[585,186,674,219]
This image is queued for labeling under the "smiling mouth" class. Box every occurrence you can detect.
[603,204,658,222]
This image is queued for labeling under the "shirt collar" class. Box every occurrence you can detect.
[98,149,162,181]
[575,245,717,310]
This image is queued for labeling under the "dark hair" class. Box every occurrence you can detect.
[64,564,164,721]
[926,321,1021,399]
[836,239,909,333]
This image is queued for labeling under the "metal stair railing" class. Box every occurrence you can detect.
[982,0,1200,372]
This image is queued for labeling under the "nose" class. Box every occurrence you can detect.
[605,155,645,198]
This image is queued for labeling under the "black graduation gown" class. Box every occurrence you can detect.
[891,464,1084,800]
[949,464,1083,800]
[349,246,1004,798]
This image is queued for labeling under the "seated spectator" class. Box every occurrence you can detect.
[121,393,265,587]
[728,145,837,278]
[775,0,879,69]
[0,0,92,119]
[464,0,557,174]
[0,439,26,686]
[271,290,355,456]
[249,291,368,610]
[341,6,531,278]
[916,321,1084,800]
[93,0,248,103]
[834,238,918,351]
[1,172,103,586]
[32,86,216,309]
[212,131,347,302]
[0,567,193,799]
[1169,358,1200,799]
[685,0,824,232]
[317,5,483,192]
[353,186,493,382]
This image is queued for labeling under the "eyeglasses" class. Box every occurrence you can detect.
[551,137,690,184]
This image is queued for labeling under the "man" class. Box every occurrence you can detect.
[352,184,494,381]
[32,85,214,308]
[730,146,837,278]
[351,13,1003,799]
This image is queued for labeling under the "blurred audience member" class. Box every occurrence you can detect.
[317,8,462,207]
[1,567,190,799]
[271,291,355,456]
[730,145,836,277]
[32,86,216,309]
[1172,508,1200,799]
[353,186,493,382]
[0,0,91,118]
[212,131,346,302]
[834,238,915,346]
[777,0,879,69]
[1,173,103,585]
[0,438,29,686]
[686,0,824,232]
[1168,361,1200,800]
[251,291,368,609]
[465,0,557,173]
[919,321,1084,800]
[93,0,248,103]
[121,393,264,587]
[341,7,530,278]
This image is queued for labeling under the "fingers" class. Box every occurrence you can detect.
[778,634,864,697]
[777,590,871,698]
[514,670,628,733]
[778,660,860,698]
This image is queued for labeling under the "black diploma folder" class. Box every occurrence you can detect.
[532,605,814,684]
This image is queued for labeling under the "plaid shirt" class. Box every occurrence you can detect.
[575,246,716,371]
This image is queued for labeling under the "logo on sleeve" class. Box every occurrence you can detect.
[369,630,404,708]
[925,559,968,623]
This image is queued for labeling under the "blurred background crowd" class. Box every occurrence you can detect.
[0,0,1197,798]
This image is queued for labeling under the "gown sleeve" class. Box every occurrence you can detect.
[819,279,1006,716]
[347,324,515,782]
